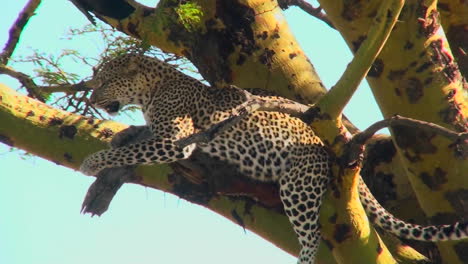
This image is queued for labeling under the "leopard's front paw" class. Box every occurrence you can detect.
[80,154,105,176]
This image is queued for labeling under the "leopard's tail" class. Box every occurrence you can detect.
[359,178,468,241]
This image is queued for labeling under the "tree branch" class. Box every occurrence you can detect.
[0,64,94,102]
[278,0,335,29]
[0,64,45,101]
[316,0,404,119]
[0,82,302,256]
[0,0,41,65]
[344,115,468,167]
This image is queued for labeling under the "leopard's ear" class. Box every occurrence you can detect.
[123,54,140,76]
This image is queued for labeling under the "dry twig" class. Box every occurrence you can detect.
[278,0,334,29]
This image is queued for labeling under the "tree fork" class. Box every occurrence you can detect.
[317,0,468,262]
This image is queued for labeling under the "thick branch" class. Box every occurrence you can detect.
[0,83,302,256]
[316,0,404,119]
[0,0,41,65]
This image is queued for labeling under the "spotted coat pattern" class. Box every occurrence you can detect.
[80,54,468,264]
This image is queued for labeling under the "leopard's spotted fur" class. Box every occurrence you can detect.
[80,54,468,263]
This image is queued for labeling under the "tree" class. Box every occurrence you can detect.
[0,0,467,263]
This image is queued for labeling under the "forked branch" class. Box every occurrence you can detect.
[316,0,405,119]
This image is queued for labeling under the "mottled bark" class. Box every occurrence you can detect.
[3,0,466,263]
[318,0,468,262]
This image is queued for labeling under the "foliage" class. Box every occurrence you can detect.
[175,2,204,32]
[9,22,199,119]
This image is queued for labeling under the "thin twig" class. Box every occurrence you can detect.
[344,115,468,166]
[0,0,42,65]
[39,80,93,94]
[0,64,45,102]
[278,0,335,29]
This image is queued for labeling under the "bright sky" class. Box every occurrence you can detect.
[0,1,382,264]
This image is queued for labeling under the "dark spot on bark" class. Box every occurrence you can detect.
[367,172,397,204]
[418,8,440,38]
[322,238,334,250]
[48,117,63,126]
[386,10,393,19]
[329,213,338,224]
[59,125,77,139]
[415,62,432,73]
[39,115,46,121]
[170,170,212,205]
[100,128,114,138]
[393,125,437,155]
[445,189,468,215]
[404,41,414,50]
[448,138,468,159]
[334,224,351,243]
[87,118,95,125]
[301,106,330,124]
[289,52,297,59]
[365,136,396,163]
[424,77,433,85]
[287,84,294,90]
[403,77,423,103]
[419,167,448,190]
[244,199,254,216]
[438,102,466,130]
[236,54,246,65]
[387,69,406,81]
[342,0,362,21]
[259,48,275,68]
[351,35,367,52]
[231,209,245,229]
[188,0,257,84]
[257,31,268,40]
[394,88,402,96]
[271,32,280,39]
[127,22,140,39]
[75,0,136,20]
[376,241,383,254]
[142,8,152,17]
[0,134,14,146]
[368,59,384,78]
[63,152,73,162]
[446,89,456,100]
[454,242,468,263]
[26,111,35,117]
[409,61,417,68]
[429,39,460,83]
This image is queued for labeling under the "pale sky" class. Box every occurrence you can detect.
[0,1,382,264]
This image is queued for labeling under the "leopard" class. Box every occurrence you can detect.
[80,53,468,264]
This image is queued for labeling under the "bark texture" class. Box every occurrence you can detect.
[2,0,467,263]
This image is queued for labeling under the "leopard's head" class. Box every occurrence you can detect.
[89,54,159,115]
